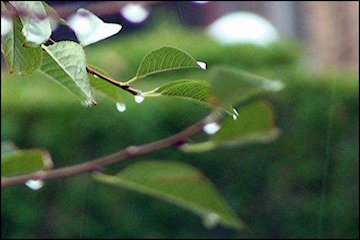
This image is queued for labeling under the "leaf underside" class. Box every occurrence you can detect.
[40,41,96,105]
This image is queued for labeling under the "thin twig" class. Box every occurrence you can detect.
[86,66,140,96]
[1,114,219,188]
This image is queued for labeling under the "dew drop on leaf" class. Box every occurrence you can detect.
[203,212,220,229]
[134,93,145,104]
[25,180,44,191]
[120,4,149,23]
[197,61,207,70]
[203,122,220,135]
[116,102,126,112]
[232,108,239,120]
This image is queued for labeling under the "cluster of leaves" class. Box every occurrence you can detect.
[1,1,284,231]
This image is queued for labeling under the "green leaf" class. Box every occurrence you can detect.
[88,65,124,103]
[133,47,203,81]
[40,41,96,105]
[182,101,280,152]
[9,1,52,45]
[209,66,284,107]
[94,161,243,230]
[1,149,53,177]
[1,3,42,75]
[149,79,210,104]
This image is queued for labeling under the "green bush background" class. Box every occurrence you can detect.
[1,26,359,238]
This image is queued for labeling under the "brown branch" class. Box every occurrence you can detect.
[1,114,218,188]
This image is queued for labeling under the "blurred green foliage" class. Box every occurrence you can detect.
[1,26,358,238]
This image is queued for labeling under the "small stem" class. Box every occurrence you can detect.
[125,76,138,84]
[142,88,160,96]
[86,66,140,96]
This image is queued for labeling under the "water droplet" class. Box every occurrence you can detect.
[1,16,12,36]
[197,61,207,70]
[232,108,239,120]
[134,93,145,104]
[116,102,126,112]
[25,180,44,191]
[121,4,149,23]
[264,80,284,91]
[203,122,220,135]
[193,1,209,4]
[203,212,220,229]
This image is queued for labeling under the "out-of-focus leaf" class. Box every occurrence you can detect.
[1,142,18,156]
[209,66,284,107]
[1,149,53,177]
[94,161,244,230]
[1,3,42,74]
[88,65,125,103]
[9,1,52,45]
[67,8,122,47]
[182,101,279,152]
[133,47,203,81]
[40,41,96,106]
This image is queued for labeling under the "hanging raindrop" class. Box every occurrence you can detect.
[232,108,239,120]
[116,102,126,112]
[120,4,149,23]
[197,61,207,70]
[193,1,209,4]
[25,180,44,191]
[134,93,145,104]
[203,122,220,135]
[203,212,220,229]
